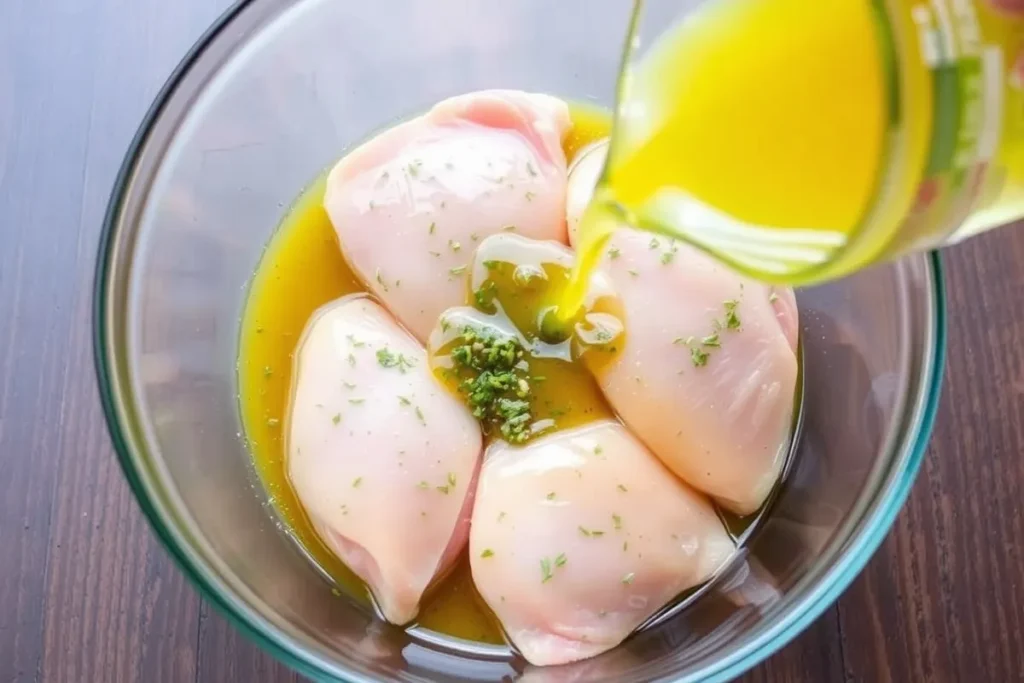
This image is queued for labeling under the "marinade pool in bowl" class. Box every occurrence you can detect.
[234,102,803,652]
[94,1,945,680]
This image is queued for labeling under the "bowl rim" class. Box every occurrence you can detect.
[93,1,948,680]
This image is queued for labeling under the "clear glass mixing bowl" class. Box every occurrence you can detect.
[94,1,946,680]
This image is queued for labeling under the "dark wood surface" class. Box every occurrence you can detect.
[2,1,1023,681]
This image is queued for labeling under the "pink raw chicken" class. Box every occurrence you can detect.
[287,297,482,624]
[567,141,799,515]
[470,421,734,666]
[324,90,572,342]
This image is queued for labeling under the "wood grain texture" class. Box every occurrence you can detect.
[0,0,1022,681]
[836,229,1024,683]
[0,1,219,682]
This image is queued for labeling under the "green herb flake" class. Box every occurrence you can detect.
[612,514,622,530]
[502,224,517,232]
[594,445,603,456]
[691,347,709,368]
[352,477,363,488]
[617,484,628,493]
[436,484,450,494]
[661,251,675,265]
[348,398,365,405]
[398,396,411,406]
[415,406,426,425]
[608,246,621,259]
[447,472,457,488]
[263,366,273,378]
[702,333,720,348]
[546,492,556,500]
[429,221,436,235]
[376,347,416,372]
[621,572,635,585]
[449,239,461,252]
[525,191,535,202]
[540,557,553,583]
[449,265,467,277]
[725,305,742,330]
[480,549,495,559]
[417,481,429,490]
[332,413,342,425]
[769,292,779,303]
[554,553,567,568]
[497,511,506,522]
[649,238,660,249]
[473,280,498,309]
[526,162,538,177]
[347,353,356,367]
[375,268,389,292]
[628,269,639,278]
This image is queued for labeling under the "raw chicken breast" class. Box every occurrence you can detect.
[470,421,734,666]
[288,296,482,624]
[324,90,572,342]
[567,141,799,514]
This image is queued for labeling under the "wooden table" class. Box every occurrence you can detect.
[2,1,1023,681]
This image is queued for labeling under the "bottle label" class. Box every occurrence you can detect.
[888,0,1022,256]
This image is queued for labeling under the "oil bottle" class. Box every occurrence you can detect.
[567,0,1024,307]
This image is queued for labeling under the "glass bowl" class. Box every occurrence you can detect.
[94,1,946,681]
